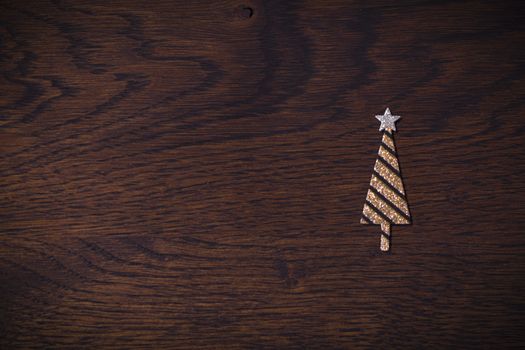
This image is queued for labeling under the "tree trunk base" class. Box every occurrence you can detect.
[380,222,391,252]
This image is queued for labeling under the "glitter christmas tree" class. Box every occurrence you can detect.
[361,108,411,251]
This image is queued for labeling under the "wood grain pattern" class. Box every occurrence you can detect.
[1,0,524,348]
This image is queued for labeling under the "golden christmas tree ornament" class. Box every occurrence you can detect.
[361,108,411,252]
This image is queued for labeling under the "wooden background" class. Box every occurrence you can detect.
[1,0,524,348]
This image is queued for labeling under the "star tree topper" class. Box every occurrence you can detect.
[375,108,400,131]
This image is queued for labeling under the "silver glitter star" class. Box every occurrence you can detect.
[375,108,401,132]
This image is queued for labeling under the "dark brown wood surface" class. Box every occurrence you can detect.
[1,0,524,348]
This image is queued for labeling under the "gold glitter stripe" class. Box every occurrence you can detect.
[361,214,373,224]
[379,145,399,170]
[362,203,384,225]
[372,172,405,198]
[370,175,410,215]
[382,133,395,151]
[366,191,410,224]
[374,160,405,194]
